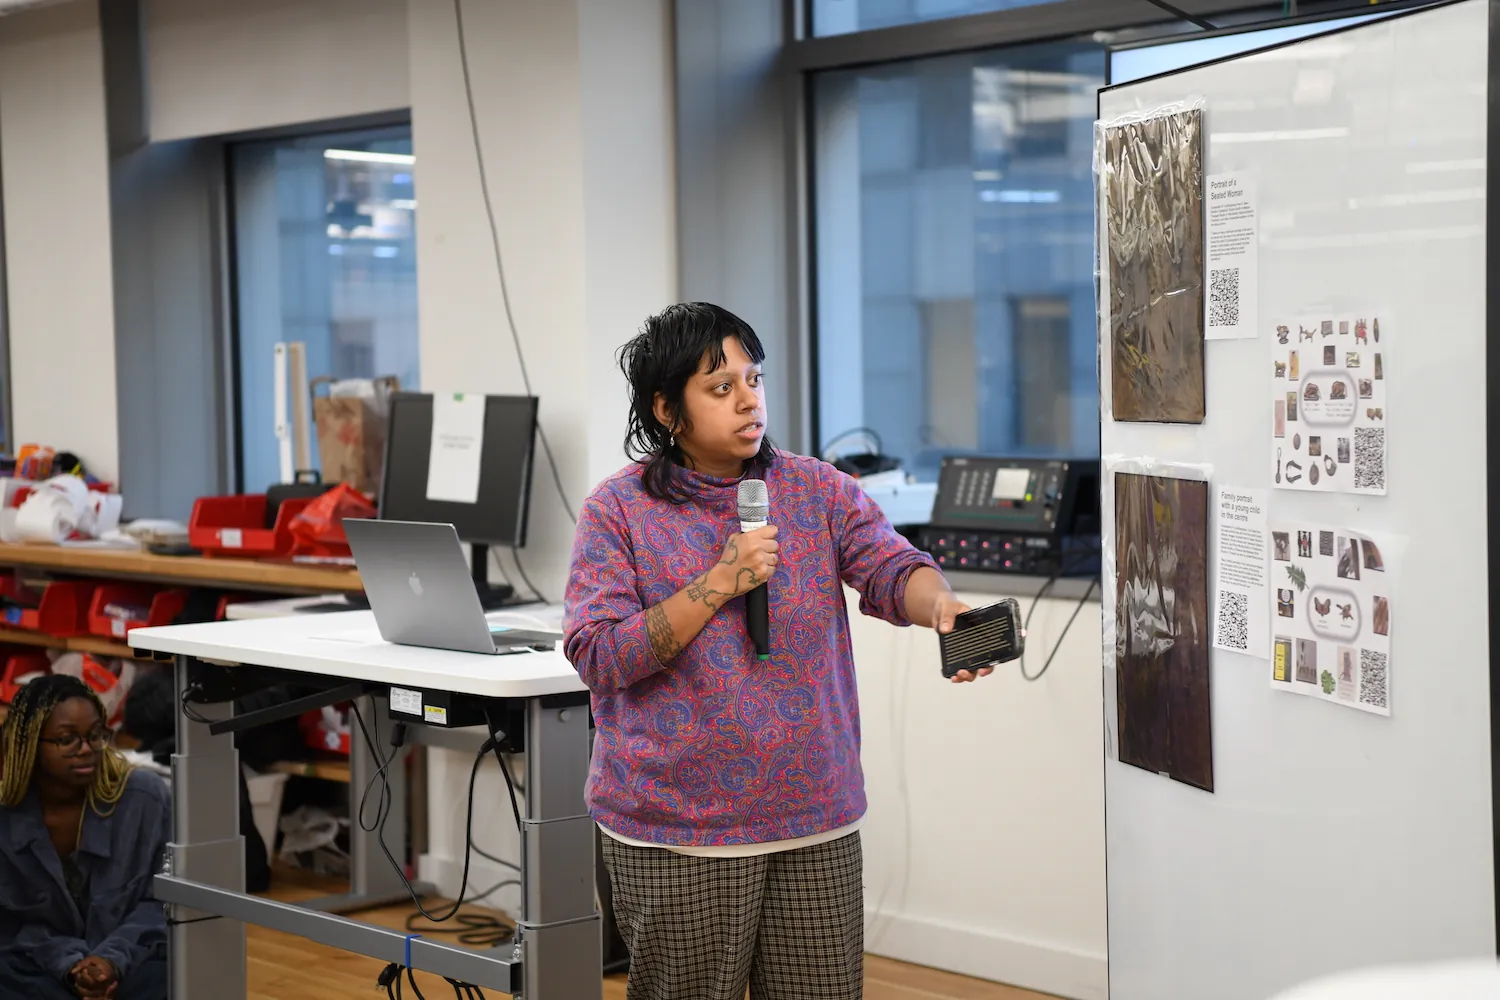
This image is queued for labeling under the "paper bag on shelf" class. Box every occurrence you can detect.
[310,376,399,495]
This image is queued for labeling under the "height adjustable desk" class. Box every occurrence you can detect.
[130,611,601,1000]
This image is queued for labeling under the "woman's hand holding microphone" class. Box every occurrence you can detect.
[709,525,779,598]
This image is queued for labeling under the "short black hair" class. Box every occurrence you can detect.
[618,302,775,503]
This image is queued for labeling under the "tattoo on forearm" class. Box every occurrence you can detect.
[685,572,734,611]
[736,567,764,592]
[719,538,738,565]
[645,604,682,662]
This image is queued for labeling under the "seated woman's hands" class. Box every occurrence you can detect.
[69,956,118,999]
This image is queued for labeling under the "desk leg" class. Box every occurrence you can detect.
[520,696,601,999]
[168,655,246,1000]
[302,695,430,913]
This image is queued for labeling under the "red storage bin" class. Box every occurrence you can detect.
[0,649,51,704]
[87,584,188,640]
[188,494,315,559]
[1,577,96,636]
[214,593,257,621]
[0,570,35,608]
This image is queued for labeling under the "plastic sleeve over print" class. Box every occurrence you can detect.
[1100,456,1215,792]
[1095,99,1208,425]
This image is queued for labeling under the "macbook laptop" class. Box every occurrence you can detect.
[342,519,561,655]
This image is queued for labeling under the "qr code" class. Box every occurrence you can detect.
[1354,426,1386,491]
[1209,268,1240,327]
[1216,590,1248,650]
[1360,649,1388,709]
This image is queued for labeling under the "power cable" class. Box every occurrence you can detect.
[451,0,577,526]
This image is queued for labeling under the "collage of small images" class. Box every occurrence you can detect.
[1270,523,1391,716]
[1271,315,1387,496]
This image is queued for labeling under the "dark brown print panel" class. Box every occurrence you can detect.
[1115,471,1213,792]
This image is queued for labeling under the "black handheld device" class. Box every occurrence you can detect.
[938,598,1025,678]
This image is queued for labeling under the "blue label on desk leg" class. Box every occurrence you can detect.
[405,933,420,967]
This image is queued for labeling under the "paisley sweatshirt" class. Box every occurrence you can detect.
[562,450,937,847]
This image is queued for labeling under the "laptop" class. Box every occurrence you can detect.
[342,519,562,655]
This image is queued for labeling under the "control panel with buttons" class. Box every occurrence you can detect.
[915,456,1099,577]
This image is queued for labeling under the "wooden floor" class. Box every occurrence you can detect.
[250,869,1053,1000]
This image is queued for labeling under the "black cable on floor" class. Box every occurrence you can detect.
[404,903,516,948]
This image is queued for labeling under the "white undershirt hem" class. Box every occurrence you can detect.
[598,817,863,858]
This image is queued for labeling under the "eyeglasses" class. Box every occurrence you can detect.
[39,729,112,755]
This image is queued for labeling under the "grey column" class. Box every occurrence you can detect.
[167,655,246,1000]
[519,696,600,999]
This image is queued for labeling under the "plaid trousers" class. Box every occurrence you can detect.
[600,831,864,1000]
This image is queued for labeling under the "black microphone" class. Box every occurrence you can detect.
[737,479,771,661]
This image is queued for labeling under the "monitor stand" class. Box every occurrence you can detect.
[470,543,518,610]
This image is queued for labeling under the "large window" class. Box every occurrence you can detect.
[812,0,1060,36]
[231,127,419,493]
[812,40,1104,481]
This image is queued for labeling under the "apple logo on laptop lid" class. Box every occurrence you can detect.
[408,572,424,598]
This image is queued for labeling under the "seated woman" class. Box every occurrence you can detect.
[0,674,170,999]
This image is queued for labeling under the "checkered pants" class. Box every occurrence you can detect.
[600,832,864,1000]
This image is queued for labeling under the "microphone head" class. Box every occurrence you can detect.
[737,478,769,523]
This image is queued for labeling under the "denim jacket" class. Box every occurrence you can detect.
[0,768,170,982]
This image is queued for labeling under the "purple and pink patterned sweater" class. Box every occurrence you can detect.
[562,450,938,847]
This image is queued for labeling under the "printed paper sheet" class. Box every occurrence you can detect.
[1269,523,1392,716]
[1212,486,1269,659]
[426,392,486,504]
[1270,313,1387,494]
[1205,173,1257,340]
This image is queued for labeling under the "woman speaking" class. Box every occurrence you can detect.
[564,302,987,1000]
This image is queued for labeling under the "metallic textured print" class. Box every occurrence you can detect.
[1104,107,1207,423]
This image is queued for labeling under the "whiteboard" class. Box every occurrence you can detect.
[1097,3,1495,998]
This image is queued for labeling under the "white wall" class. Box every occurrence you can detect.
[145,0,410,141]
[857,586,1106,1000]
[0,0,120,482]
[579,0,676,488]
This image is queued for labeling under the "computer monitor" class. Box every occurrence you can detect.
[377,392,538,607]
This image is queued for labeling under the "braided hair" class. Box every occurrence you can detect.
[0,674,132,811]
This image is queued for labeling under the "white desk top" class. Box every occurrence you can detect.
[129,609,587,700]
[224,595,350,619]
